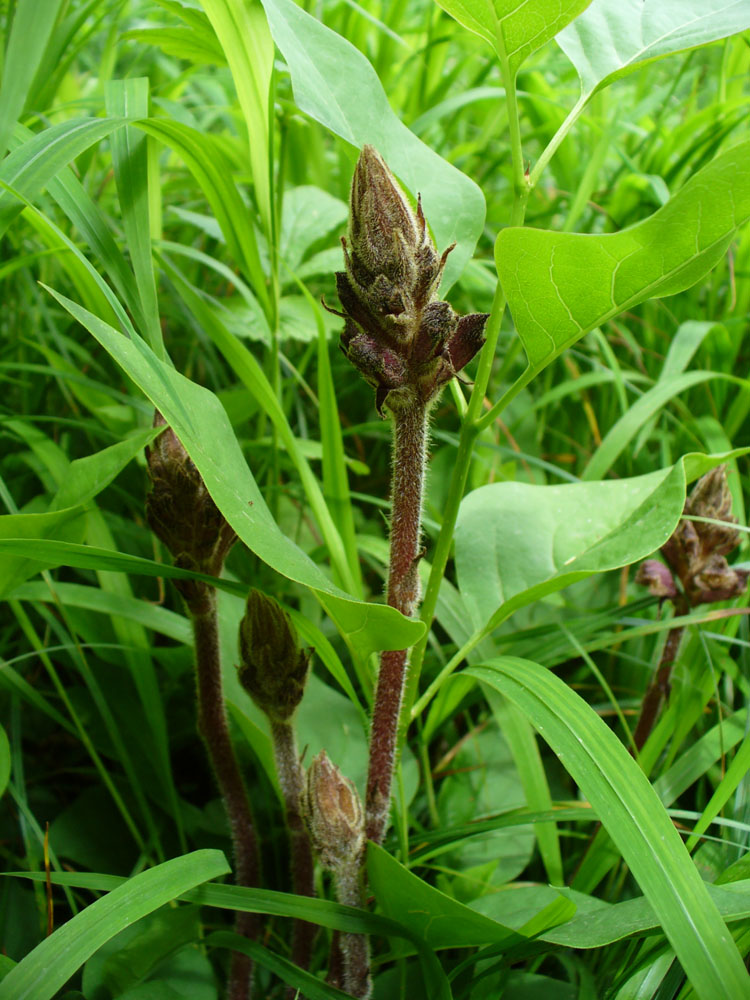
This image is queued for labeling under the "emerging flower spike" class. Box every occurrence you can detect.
[301,751,365,871]
[331,145,488,416]
[145,411,236,603]
[238,590,310,722]
[640,466,748,607]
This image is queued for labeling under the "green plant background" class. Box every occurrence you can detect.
[2,0,750,998]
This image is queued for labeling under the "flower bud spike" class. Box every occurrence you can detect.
[335,145,487,417]
[237,589,310,721]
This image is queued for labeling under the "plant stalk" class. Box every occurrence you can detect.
[632,596,689,753]
[335,856,372,998]
[366,400,428,844]
[269,718,316,976]
[191,587,260,1000]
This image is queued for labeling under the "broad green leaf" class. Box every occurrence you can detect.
[0,117,127,237]
[496,140,750,384]
[44,287,424,658]
[368,842,573,949]
[280,186,347,273]
[157,251,356,595]
[0,726,9,800]
[436,0,591,75]
[0,0,65,158]
[0,851,229,1000]
[557,0,750,99]
[455,462,683,634]
[260,0,484,290]
[468,658,749,999]
[0,507,87,600]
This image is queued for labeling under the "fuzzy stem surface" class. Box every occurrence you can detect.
[269,718,316,977]
[366,401,428,845]
[191,588,260,1000]
[335,856,372,998]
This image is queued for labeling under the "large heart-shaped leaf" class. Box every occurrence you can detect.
[496,140,750,383]
[455,451,746,636]
[468,658,749,1000]
[558,0,750,100]
[436,0,591,75]
[44,287,424,659]
[259,0,484,290]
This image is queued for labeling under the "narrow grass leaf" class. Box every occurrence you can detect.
[200,0,273,236]
[8,871,451,998]
[0,726,9,800]
[583,372,741,481]
[207,932,352,1000]
[0,0,65,158]
[0,851,230,1000]
[0,118,127,237]
[105,80,163,358]
[137,119,270,316]
[368,842,554,949]
[468,657,749,999]
[0,508,87,600]
[50,426,161,511]
[159,253,356,595]
[486,690,564,886]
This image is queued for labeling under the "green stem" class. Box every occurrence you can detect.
[528,93,589,190]
[398,54,529,743]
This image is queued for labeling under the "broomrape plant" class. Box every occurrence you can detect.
[3,1,750,1000]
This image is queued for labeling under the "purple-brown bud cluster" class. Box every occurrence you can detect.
[331,145,488,416]
[146,411,236,603]
[237,589,310,721]
[637,465,748,607]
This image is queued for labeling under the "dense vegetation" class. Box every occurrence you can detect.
[2,1,750,998]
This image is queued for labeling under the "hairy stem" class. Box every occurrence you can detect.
[335,856,372,998]
[269,719,316,977]
[191,588,260,1000]
[632,597,689,753]
[366,401,428,845]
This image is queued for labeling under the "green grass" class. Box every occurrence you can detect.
[1,1,750,998]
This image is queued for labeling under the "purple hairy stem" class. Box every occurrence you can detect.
[366,401,428,844]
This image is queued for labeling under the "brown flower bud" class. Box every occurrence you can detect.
[237,590,310,721]
[301,751,365,871]
[635,559,677,600]
[146,411,236,600]
[654,466,748,607]
[330,145,487,416]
